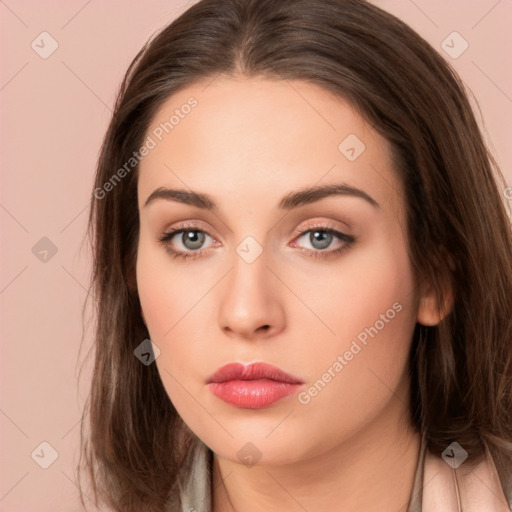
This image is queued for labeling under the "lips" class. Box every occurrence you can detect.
[207,362,303,385]
[207,362,304,409]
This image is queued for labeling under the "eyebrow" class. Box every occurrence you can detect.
[143,183,380,210]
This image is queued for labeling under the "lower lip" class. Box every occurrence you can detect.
[208,379,302,409]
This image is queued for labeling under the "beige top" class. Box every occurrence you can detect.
[165,434,512,511]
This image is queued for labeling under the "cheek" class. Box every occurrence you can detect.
[292,232,417,431]
[136,239,215,397]
[136,247,208,427]
[136,237,206,338]
[295,229,416,355]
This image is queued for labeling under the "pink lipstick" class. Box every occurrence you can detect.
[207,362,304,409]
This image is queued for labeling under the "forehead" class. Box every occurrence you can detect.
[137,77,403,215]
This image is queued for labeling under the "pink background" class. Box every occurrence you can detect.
[1,1,511,510]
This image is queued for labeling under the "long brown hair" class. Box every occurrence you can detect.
[78,0,512,510]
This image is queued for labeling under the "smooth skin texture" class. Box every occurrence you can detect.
[136,76,449,512]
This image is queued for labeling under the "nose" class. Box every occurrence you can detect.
[217,249,286,341]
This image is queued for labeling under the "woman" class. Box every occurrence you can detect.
[79,0,512,510]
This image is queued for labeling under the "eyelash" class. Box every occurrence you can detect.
[156,222,356,261]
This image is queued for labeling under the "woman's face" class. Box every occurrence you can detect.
[136,77,426,465]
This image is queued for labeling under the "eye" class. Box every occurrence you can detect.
[292,224,355,259]
[176,230,208,251]
[157,222,356,261]
[157,226,216,260]
[300,230,335,250]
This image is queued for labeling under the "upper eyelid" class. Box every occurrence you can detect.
[163,222,348,238]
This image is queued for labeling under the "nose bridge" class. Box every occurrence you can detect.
[217,237,284,338]
[232,239,268,293]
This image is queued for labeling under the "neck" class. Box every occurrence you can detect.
[212,396,421,512]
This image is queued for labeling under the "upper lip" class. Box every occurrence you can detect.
[207,362,304,384]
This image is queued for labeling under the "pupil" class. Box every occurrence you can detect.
[183,231,205,250]
[311,230,331,249]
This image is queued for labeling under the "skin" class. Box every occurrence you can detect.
[136,76,448,511]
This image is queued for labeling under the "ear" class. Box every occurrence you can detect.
[416,273,454,326]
